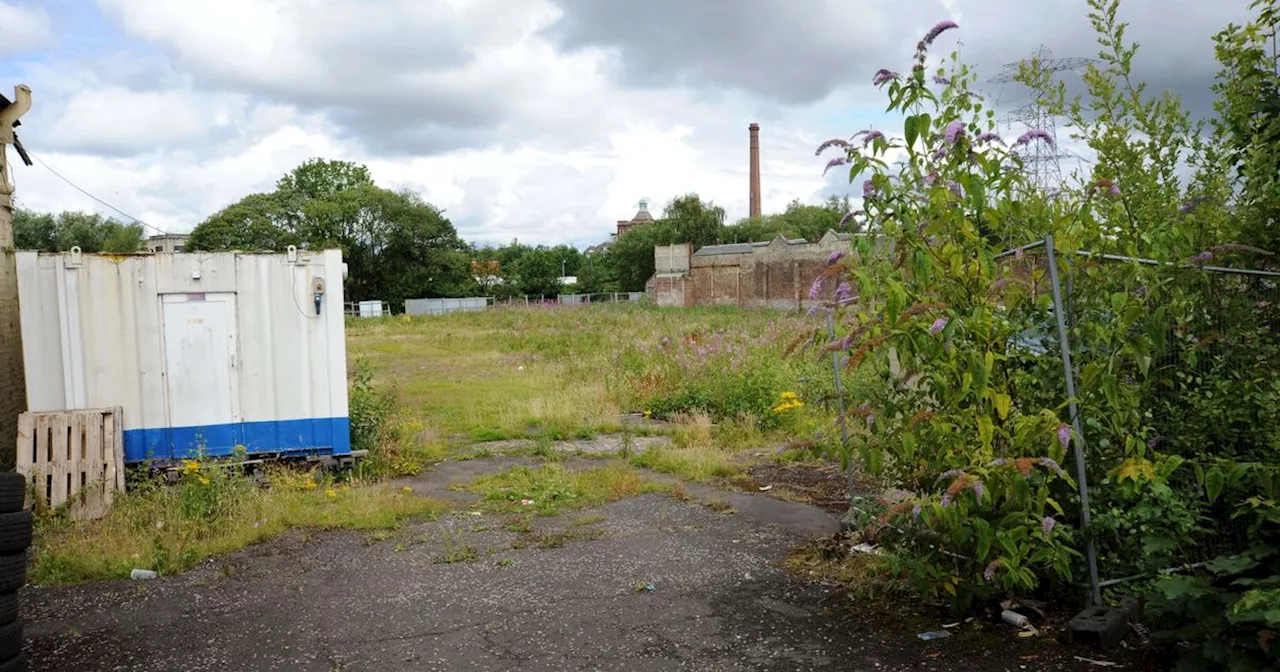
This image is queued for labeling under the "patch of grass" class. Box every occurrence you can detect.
[497,558,514,567]
[533,528,605,549]
[782,536,905,599]
[433,530,479,564]
[629,444,741,482]
[571,514,606,527]
[30,468,450,586]
[464,464,669,517]
[704,499,736,514]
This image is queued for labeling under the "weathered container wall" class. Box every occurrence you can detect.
[17,249,349,462]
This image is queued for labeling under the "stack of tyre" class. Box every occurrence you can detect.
[0,473,30,672]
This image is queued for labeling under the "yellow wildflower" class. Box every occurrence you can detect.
[325,488,338,499]
[304,480,317,491]
[198,476,211,486]
[401,486,413,493]
[181,459,200,474]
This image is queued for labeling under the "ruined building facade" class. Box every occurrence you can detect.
[646,231,859,311]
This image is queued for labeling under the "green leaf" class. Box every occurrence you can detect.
[1206,466,1225,504]
[904,116,919,153]
[991,391,1012,420]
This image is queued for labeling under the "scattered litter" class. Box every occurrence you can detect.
[1073,656,1121,668]
[520,499,535,506]
[851,543,884,555]
[1002,610,1031,629]
[941,622,960,629]
[1017,630,1037,638]
[633,581,655,593]
[758,485,773,491]
[964,617,975,623]
[130,569,157,580]
[468,511,483,516]
[918,631,951,641]
[743,572,753,580]
[517,366,525,372]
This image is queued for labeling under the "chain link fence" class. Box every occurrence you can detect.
[997,237,1280,601]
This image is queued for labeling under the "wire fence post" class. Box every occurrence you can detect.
[826,311,853,499]
[1044,234,1102,606]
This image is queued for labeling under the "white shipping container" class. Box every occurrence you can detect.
[16,247,351,463]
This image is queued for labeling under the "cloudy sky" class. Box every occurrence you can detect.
[0,0,1253,247]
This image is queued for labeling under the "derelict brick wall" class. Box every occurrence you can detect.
[0,248,24,470]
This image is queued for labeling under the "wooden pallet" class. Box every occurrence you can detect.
[16,407,126,519]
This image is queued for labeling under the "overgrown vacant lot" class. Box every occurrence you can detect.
[345,303,826,444]
[345,304,845,476]
[30,304,847,585]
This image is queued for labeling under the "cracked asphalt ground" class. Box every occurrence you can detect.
[20,457,1156,671]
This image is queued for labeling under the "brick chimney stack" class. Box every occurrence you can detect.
[748,122,762,219]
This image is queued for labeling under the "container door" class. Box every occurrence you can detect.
[161,293,239,439]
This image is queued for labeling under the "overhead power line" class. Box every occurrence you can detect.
[29,152,167,236]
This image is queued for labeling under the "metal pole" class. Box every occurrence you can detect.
[0,85,32,471]
[826,311,852,497]
[1044,235,1102,606]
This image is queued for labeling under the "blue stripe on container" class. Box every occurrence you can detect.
[122,417,352,462]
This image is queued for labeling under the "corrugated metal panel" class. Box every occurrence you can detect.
[16,249,349,463]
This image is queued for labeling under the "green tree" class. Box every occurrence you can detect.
[611,220,677,292]
[720,196,853,243]
[1213,0,1280,256]
[512,247,564,296]
[662,193,725,247]
[188,159,469,306]
[12,208,144,253]
[186,193,299,251]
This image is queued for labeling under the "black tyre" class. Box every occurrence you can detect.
[0,514,31,555]
[0,593,16,627]
[0,554,26,594]
[0,475,24,515]
[0,621,21,664]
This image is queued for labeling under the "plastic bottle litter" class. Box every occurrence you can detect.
[130,569,157,580]
[917,631,951,641]
[1001,610,1031,629]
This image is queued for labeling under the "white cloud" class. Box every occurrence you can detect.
[17,0,1233,248]
[0,2,52,55]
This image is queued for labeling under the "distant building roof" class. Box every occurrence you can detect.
[631,197,654,222]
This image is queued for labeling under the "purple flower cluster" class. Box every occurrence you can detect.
[924,20,959,44]
[815,138,852,156]
[826,250,846,267]
[933,146,949,160]
[808,276,825,300]
[1179,196,1206,214]
[929,317,949,335]
[983,559,1001,581]
[975,131,1004,145]
[872,69,899,86]
[837,210,863,229]
[1039,457,1067,478]
[1189,251,1213,265]
[933,75,952,85]
[914,20,959,69]
[1014,129,1055,148]
[862,130,885,147]
[1042,516,1057,536]
[823,157,847,175]
[834,282,853,304]
[948,181,963,198]
[944,120,966,144]
[936,468,965,483]
[862,180,879,199]
[1057,423,1072,450]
